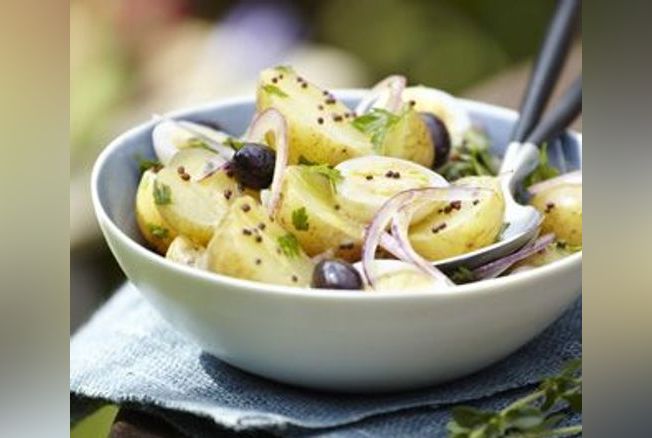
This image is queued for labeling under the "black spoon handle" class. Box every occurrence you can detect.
[526,76,581,145]
[511,0,581,142]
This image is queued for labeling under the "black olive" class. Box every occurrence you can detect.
[231,143,276,189]
[311,259,363,290]
[420,112,451,169]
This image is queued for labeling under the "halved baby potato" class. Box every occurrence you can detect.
[206,196,314,286]
[256,66,373,166]
[380,108,435,168]
[530,184,582,247]
[135,169,178,254]
[274,166,365,261]
[154,148,241,245]
[409,176,505,261]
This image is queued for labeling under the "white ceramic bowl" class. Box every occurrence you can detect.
[91,90,582,392]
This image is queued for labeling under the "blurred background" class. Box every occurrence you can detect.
[70,0,582,331]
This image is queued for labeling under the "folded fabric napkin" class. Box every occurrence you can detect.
[70,283,581,437]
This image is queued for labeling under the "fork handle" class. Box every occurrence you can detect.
[511,0,580,142]
[526,77,582,145]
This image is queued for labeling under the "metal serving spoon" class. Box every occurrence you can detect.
[433,0,581,270]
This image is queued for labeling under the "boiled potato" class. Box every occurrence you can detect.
[206,196,314,286]
[274,166,365,261]
[530,184,582,247]
[154,148,242,245]
[165,235,206,268]
[381,108,434,168]
[256,66,373,165]
[135,169,177,254]
[409,176,505,261]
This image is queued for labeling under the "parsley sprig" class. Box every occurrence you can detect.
[262,84,288,98]
[298,156,344,193]
[292,207,310,231]
[153,181,172,205]
[439,129,498,181]
[135,155,162,174]
[447,358,582,438]
[351,108,401,152]
[524,143,560,188]
[277,233,300,258]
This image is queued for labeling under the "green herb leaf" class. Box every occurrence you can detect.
[439,129,497,181]
[300,161,343,193]
[351,108,401,151]
[224,137,245,151]
[292,207,310,231]
[447,358,582,438]
[274,65,293,74]
[135,155,162,174]
[262,84,288,98]
[277,233,300,258]
[449,266,475,284]
[186,137,217,153]
[147,224,169,239]
[298,155,317,166]
[524,143,560,187]
[153,181,172,205]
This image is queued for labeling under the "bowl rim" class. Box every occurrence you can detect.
[91,89,582,302]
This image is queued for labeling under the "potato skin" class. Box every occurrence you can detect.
[409,176,505,261]
[154,149,242,246]
[135,169,177,254]
[275,166,364,261]
[206,196,314,286]
[530,184,582,247]
[256,67,373,166]
[382,109,435,168]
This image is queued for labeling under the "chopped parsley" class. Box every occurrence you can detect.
[186,137,217,153]
[274,65,293,74]
[524,143,559,187]
[153,181,172,205]
[224,137,245,151]
[300,162,343,193]
[298,155,317,166]
[136,155,162,174]
[292,207,310,231]
[351,108,401,152]
[448,266,476,284]
[439,129,497,181]
[262,84,288,98]
[147,224,169,239]
[277,233,300,258]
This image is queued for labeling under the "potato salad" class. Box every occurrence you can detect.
[135,66,582,292]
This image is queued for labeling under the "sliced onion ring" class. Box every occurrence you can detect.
[362,187,487,289]
[243,108,288,216]
[472,233,556,280]
[527,170,582,195]
[355,75,407,115]
[151,113,235,160]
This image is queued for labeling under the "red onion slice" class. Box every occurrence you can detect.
[355,75,407,115]
[244,108,288,216]
[362,187,486,289]
[472,233,556,280]
[151,114,235,160]
[527,170,582,195]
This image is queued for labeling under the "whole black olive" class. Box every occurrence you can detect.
[231,143,276,189]
[420,112,451,169]
[311,259,363,290]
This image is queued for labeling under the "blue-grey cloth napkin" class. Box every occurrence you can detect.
[70,283,581,437]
